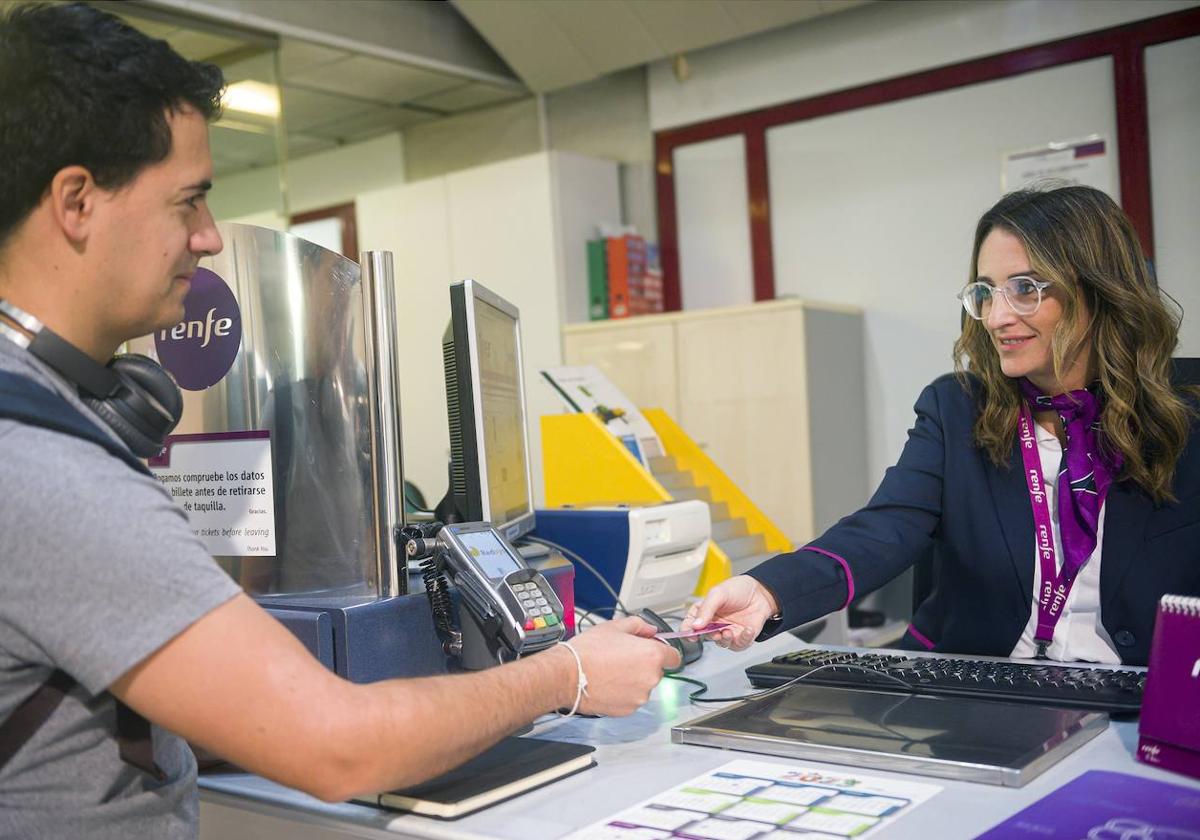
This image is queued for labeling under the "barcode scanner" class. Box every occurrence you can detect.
[638,608,703,670]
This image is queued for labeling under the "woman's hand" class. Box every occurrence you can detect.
[679,575,780,651]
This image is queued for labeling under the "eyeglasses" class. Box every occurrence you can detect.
[957,276,1052,320]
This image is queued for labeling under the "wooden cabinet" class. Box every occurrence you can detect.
[560,320,679,418]
[563,299,868,547]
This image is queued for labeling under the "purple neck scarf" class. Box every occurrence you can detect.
[1017,379,1123,656]
[1018,378,1123,580]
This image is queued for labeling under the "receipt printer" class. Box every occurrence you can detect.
[532,501,710,615]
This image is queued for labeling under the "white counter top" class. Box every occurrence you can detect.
[199,634,1198,839]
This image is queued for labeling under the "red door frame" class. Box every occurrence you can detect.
[291,201,359,259]
[655,7,1200,311]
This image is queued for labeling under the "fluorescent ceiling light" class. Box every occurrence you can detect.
[222,80,280,119]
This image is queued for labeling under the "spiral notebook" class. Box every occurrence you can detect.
[1137,594,1200,781]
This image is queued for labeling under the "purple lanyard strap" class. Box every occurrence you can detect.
[1016,379,1122,659]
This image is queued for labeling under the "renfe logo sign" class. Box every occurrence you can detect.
[155,267,242,391]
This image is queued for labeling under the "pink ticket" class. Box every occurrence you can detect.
[655,622,731,640]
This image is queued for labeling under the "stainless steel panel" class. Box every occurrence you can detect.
[132,224,402,598]
[361,250,405,597]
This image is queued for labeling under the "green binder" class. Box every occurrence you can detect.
[586,239,608,321]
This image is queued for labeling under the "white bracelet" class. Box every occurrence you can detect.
[556,640,589,716]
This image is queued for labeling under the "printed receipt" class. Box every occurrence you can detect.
[566,759,941,839]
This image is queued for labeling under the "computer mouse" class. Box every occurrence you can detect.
[637,608,702,670]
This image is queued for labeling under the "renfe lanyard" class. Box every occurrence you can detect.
[1017,403,1087,660]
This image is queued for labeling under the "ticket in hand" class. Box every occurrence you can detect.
[655,622,731,640]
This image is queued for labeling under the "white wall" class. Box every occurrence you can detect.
[209,165,283,224]
[648,0,1198,131]
[445,157,566,509]
[551,153,623,324]
[357,176,454,508]
[768,57,1116,485]
[546,67,650,165]
[357,152,618,509]
[648,0,1199,489]
[674,136,754,311]
[209,131,406,222]
[1147,35,1200,358]
[403,99,541,182]
[222,210,289,232]
[546,67,660,244]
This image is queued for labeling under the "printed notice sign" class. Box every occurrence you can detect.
[148,430,276,556]
[1002,136,1117,199]
[567,759,940,839]
[541,365,665,463]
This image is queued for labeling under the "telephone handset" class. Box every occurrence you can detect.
[405,521,565,666]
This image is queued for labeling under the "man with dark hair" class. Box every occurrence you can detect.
[0,4,678,838]
[0,1,224,248]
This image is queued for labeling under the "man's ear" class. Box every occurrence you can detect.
[48,166,100,244]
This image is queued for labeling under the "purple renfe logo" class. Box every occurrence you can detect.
[154,267,242,391]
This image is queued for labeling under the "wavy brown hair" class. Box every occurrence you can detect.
[953,185,1196,503]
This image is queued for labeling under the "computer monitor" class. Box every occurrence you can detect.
[441,280,536,542]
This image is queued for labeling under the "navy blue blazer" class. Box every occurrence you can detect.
[749,373,1200,666]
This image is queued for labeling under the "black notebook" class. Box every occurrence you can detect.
[354,736,596,819]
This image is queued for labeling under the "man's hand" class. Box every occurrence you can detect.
[566,616,680,716]
[680,576,779,651]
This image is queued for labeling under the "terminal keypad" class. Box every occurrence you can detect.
[511,580,561,633]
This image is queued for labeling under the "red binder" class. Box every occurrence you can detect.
[605,236,630,319]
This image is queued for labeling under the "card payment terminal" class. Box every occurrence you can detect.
[435,522,566,658]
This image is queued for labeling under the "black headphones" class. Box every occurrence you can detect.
[0,300,182,457]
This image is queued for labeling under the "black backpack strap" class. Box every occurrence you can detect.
[0,672,164,780]
[0,371,152,477]
[0,371,164,779]
[116,704,165,781]
[0,670,75,773]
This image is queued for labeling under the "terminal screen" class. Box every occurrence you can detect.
[457,529,522,579]
[473,298,531,526]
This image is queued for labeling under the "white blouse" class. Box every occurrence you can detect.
[1009,420,1121,664]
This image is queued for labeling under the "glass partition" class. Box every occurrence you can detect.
[113,5,290,228]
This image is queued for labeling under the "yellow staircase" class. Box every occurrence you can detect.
[541,410,792,595]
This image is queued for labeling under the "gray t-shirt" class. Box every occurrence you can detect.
[0,339,241,840]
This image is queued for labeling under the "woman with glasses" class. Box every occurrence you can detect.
[683,185,1198,666]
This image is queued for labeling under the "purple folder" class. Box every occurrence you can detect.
[975,770,1200,838]
[1137,595,1200,781]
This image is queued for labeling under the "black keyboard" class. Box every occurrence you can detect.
[746,649,1146,714]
